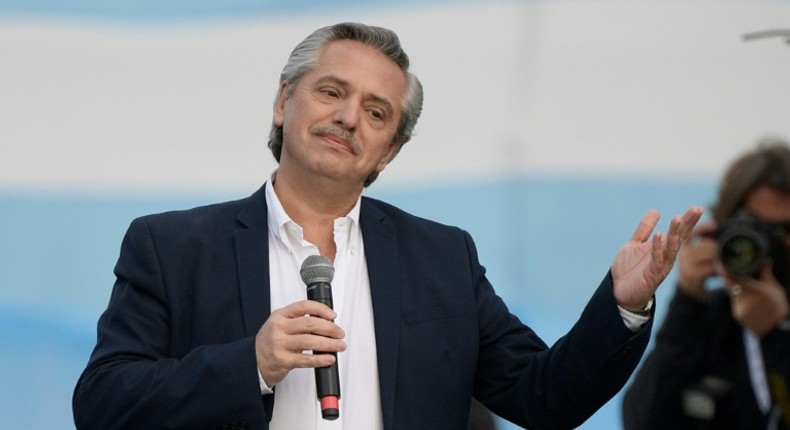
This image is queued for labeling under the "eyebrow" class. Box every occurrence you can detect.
[314,75,395,118]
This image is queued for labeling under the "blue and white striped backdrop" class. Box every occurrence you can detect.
[2,1,789,428]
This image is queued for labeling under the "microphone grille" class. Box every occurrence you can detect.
[300,255,335,284]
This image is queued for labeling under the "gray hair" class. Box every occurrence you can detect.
[267,22,424,187]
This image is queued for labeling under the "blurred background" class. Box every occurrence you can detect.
[1,0,789,428]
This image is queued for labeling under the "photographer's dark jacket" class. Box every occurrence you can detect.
[622,288,790,430]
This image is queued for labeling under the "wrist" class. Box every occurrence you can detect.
[623,297,654,317]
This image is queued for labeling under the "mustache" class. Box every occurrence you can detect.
[310,125,360,154]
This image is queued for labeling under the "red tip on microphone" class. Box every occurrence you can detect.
[320,395,339,420]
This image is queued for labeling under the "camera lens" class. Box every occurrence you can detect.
[717,209,777,278]
[720,235,762,276]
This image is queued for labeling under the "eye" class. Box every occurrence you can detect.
[367,107,386,121]
[318,87,341,98]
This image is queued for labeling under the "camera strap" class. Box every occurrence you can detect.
[743,328,782,429]
[745,328,771,413]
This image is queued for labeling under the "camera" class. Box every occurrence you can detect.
[717,209,788,278]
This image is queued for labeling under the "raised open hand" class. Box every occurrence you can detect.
[612,206,704,311]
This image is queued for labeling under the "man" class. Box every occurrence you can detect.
[622,140,790,430]
[73,22,702,429]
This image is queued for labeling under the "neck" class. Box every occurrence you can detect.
[272,168,361,260]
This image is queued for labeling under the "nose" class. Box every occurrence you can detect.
[332,99,358,133]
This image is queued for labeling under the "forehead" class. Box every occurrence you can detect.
[744,185,790,223]
[310,40,406,105]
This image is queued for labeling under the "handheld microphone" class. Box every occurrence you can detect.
[300,255,341,420]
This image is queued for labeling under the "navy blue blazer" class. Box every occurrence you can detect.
[73,184,652,430]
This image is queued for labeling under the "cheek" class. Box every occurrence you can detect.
[280,102,310,139]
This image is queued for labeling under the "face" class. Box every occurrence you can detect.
[729,185,790,334]
[743,185,790,253]
[273,39,407,188]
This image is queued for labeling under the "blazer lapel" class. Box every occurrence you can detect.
[232,191,402,425]
[360,199,401,430]
[234,185,272,336]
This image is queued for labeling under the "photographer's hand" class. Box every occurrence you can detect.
[677,222,719,303]
[728,261,789,337]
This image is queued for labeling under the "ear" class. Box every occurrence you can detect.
[375,141,404,172]
[272,82,290,127]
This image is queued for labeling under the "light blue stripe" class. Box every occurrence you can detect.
[2,0,787,22]
[0,0,450,22]
[0,176,715,429]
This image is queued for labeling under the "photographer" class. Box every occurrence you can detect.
[622,139,790,430]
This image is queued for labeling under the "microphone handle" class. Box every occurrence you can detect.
[307,281,341,420]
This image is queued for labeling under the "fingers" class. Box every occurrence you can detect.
[651,231,665,268]
[280,299,338,322]
[255,301,346,386]
[665,206,704,253]
[664,216,683,255]
[631,209,660,243]
[678,206,705,241]
[727,263,790,335]
[612,206,704,309]
[274,301,346,346]
[677,228,718,300]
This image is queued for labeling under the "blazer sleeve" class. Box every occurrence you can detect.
[469,230,653,429]
[72,216,268,430]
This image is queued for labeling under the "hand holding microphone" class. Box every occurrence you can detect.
[301,255,342,420]
[253,260,344,402]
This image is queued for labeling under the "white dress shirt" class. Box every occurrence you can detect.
[259,177,646,428]
[264,179,384,430]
